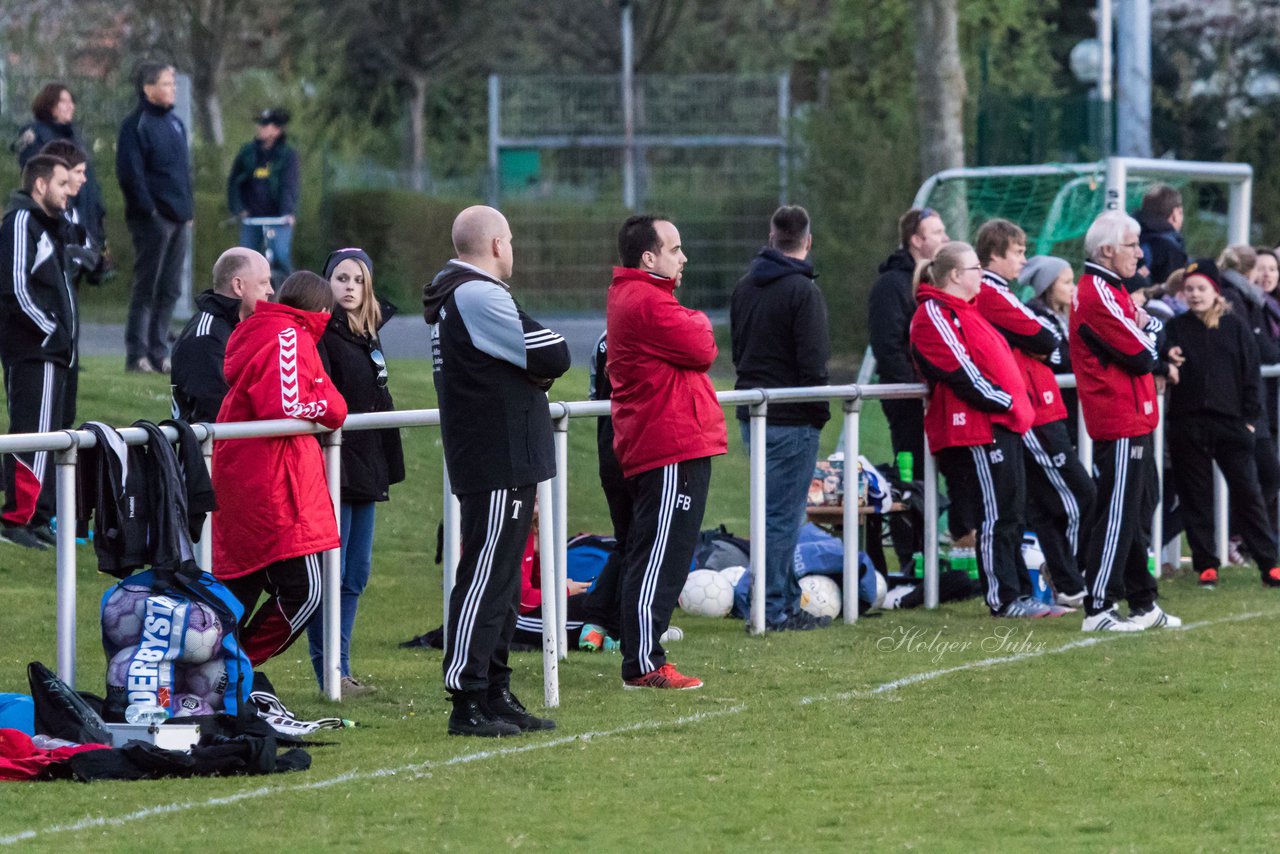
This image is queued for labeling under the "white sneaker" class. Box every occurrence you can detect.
[1128,604,1182,629]
[1082,608,1145,632]
[1056,590,1086,608]
[659,626,684,643]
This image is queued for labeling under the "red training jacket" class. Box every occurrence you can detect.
[975,271,1068,427]
[606,266,727,478]
[1068,261,1160,441]
[212,302,348,579]
[909,282,1033,451]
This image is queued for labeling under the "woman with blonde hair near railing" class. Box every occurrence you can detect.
[1163,258,1280,589]
[303,248,405,698]
[908,241,1053,618]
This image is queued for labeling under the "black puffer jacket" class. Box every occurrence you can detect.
[321,302,405,502]
[868,247,918,383]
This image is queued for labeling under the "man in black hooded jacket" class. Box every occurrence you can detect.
[730,205,831,630]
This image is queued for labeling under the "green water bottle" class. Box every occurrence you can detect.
[896,451,914,482]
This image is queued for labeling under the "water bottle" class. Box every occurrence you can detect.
[125,703,170,725]
[896,451,914,482]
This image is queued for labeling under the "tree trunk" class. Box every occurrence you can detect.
[913,0,966,178]
[408,72,429,192]
[187,0,228,145]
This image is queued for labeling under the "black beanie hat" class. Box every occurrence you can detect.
[323,248,374,280]
[1184,257,1222,293]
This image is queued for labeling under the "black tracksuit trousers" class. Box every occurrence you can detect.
[2,358,68,528]
[1023,419,1094,597]
[620,457,710,681]
[1170,414,1278,574]
[581,417,629,636]
[442,485,536,697]
[936,426,1028,614]
[1082,434,1159,616]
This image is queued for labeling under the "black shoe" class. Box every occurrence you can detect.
[29,524,56,546]
[0,526,48,551]
[448,695,521,738]
[766,610,833,632]
[487,687,556,732]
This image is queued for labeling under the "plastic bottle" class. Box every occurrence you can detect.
[125,703,170,725]
[896,451,914,482]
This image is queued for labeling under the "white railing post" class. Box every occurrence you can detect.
[322,428,343,702]
[55,437,78,687]
[841,395,860,624]
[553,415,569,659]
[748,397,768,634]
[199,430,213,572]
[536,479,560,707]
[1214,463,1229,565]
[923,434,939,609]
[442,464,460,634]
[1152,392,1165,577]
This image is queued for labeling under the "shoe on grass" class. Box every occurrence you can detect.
[487,687,555,731]
[29,524,56,546]
[1128,604,1181,629]
[126,356,155,374]
[659,625,684,643]
[1199,568,1219,587]
[623,662,703,691]
[1056,590,1086,609]
[0,526,48,551]
[448,695,521,738]
[996,596,1052,618]
[1263,568,1280,588]
[766,610,833,632]
[578,623,607,651]
[340,675,376,698]
[1043,602,1075,617]
[1081,608,1144,632]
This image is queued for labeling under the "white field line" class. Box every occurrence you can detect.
[799,609,1275,705]
[0,704,747,847]
[5,609,1274,846]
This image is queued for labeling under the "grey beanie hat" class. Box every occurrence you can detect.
[1021,255,1071,298]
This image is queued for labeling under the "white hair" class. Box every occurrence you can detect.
[1084,210,1142,262]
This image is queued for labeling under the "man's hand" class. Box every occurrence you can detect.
[567,579,591,596]
[1166,345,1185,367]
[1165,363,1180,385]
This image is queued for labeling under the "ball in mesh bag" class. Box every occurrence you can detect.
[179,657,227,708]
[102,584,149,649]
[106,644,140,688]
[798,574,842,619]
[172,692,214,717]
[178,602,224,664]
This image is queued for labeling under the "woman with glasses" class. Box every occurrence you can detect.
[908,241,1047,618]
[306,248,405,698]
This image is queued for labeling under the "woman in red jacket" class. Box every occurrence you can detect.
[909,241,1055,618]
[212,271,348,666]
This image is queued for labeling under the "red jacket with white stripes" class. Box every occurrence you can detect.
[212,301,348,579]
[909,282,1033,451]
[975,271,1067,427]
[1068,262,1160,441]
[606,266,727,478]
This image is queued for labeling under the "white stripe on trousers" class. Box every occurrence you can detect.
[260,553,322,663]
[1023,428,1082,551]
[636,464,677,674]
[1092,437,1130,607]
[31,362,55,486]
[444,489,506,691]
[969,446,1003,611]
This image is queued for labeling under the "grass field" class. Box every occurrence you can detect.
[2,358,1280,850]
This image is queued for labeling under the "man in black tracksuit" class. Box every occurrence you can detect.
[423,205,570,737]
[116,61,193,374]
[170,248,274,423]
[0,155,76,550]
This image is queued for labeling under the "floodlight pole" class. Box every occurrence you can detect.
[1098,0,1113,156]
[1116,0,1152,158]
[621,0,637,210]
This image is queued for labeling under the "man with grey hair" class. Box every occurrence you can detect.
[170,248,273,422]
[117,60,192,374]
[1069,210,1180,632]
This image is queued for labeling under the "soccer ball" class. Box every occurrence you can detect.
[719,564,747,589]
[102,584,149,649]
[172,692,214,718]
[107,644,139,688]
[859,568,889,610]
[678,569,735,618]
[799,574,842,619]
[178,602,223,664]
[1022,532,1045,571]
[178,657,227,706]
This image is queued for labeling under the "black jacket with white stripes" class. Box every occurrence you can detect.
[170,289,241,423]
[0,191,76,367]
[423,260,571,495]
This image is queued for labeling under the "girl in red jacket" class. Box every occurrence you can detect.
[212,271,348,666]
[909,241,1054,618]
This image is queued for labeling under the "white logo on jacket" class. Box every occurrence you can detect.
[1043,390,1055,405]
[278,328,328,420]
[952,413,966,426]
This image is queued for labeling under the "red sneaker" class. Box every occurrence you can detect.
[1263,568,1280,588]
[623,663,703,691]
[1199,568,1219,587]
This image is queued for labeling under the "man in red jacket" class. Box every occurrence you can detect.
[607,215,728,689]
[1070,210,1180,632]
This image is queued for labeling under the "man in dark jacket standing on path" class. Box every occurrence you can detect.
[227,108,299,280]
[730,205,832,631]
[0,154,75,550]
[868,207,949,480]
[424,205,570,737]
[117,61,193,375]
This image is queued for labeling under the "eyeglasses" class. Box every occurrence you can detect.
[370,348,388,387]
[1120,242,1142,251]
[963,265,983,272]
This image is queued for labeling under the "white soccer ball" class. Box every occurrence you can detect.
[106,644,139,689]
[178,657,227,706]
[1022,533,1045,571]
[798,574,842,619]
[719,565,747,589]
[678,568,735,618]
[178,602,223,664]
[172,692,214,718]
[102,584,148,649]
